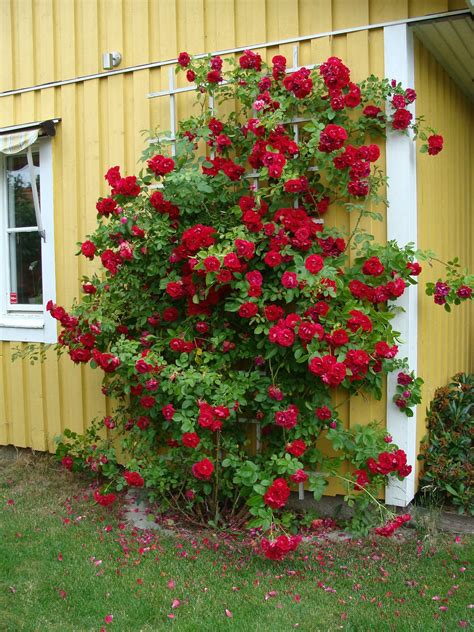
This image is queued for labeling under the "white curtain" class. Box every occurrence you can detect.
[0,129,45,240]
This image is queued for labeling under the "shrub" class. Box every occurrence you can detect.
[23,51,472,558]
[418,373,473,514]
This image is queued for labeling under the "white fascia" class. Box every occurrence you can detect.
[384,24,418,507]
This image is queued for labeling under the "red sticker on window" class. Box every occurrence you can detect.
[9,293,18,304]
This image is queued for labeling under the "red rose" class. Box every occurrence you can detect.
[61,455,74,470]
[318,124,348,152]
[147,154,175,176]
[305,254,324,274]
[203,256,220,272]
[264,250,283,268]
[286,439,307,457]
[223,252,241,271]
[281,272,298,289]
[269,325,295,347]
[195,321,209,334]
[96,197,118,217]
[162,404,175,420]
[392,108,412,130]
[135,359,152,374]
[186,69,196,82]
[274,405,299,429]
[347,310,372,333]
[263,478,290,509]
[290,469,308,483]
[264,305,284,321]
[374,341,398,358]
[427,134,443,156]
[298,321,324,343]
[392,94,406,109]
[239,302,258,318]
[362,256,385,277]
[283,67,313,98]
[234,239,255,259]
[284,177,308,193]
[166,282,185,299]
[217,269,233,283]
[315,406,331,421]
[93,490,116,506]
[69,348,92,364]
[140,396,155,409]
[82,283,97,294]
[178,51,191,67]
[363,105,382,118]
[457,285,472,299]
[113,176,141,197]
[319,56,350,90]
[329,329,349,346]
[105,165,121,186]
[136,416,150,430]
[123,471,144,487]
[182,432,200,448]
[397,372,413,386]
[239,49,262,71]
[268,386,283,401]
[246,270,263,286]
[81,240,96,260]
[406,261,422,275]
[162,307,179,322]
[207,70,222,83]
[344,83,361,108]
[354,469,369,489]
[192,458,214,480]
[348,179,369,197]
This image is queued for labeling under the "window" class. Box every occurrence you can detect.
[0,127,57,343]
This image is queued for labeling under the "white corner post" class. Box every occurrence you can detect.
[384,24,418,507]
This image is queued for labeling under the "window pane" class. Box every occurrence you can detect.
[8,232,43,305]
[6,151,40,228]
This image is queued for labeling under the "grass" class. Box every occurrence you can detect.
[0,453,472,632]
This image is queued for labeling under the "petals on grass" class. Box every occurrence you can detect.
[225,609,233,618]
[171,599,181,609]
[104,614,113,624]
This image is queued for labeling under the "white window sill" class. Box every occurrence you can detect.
[0,314,44,329]
[0,313,57,343]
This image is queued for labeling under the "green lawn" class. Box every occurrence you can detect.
[0,454,472,632]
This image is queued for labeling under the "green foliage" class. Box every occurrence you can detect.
[418,373,473,515]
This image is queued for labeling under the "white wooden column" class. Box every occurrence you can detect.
[384,24,418,507]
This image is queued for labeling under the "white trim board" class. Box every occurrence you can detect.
[384,24,418,507]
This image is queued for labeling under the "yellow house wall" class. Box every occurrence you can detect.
[0,0,467,495]
[414,37,473,477]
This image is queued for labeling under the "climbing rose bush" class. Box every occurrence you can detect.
[48,52,472,559]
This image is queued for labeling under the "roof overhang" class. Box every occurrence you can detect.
[411,12,474,102]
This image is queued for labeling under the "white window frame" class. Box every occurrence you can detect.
[0,136,57,343]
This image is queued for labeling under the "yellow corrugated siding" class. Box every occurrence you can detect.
[0,0,463,93]
[0,1,467,483]
[414,37,473,475]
